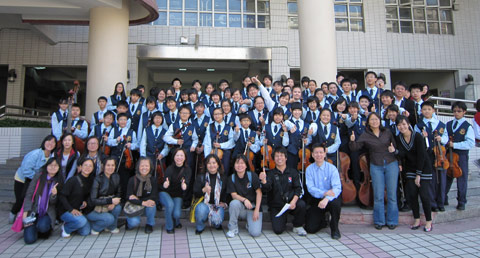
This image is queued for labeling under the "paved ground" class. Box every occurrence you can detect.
[1,210,480,258]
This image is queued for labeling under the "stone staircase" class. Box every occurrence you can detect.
[1,156,479,225]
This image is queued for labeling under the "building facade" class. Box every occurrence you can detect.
[0,0,479,117]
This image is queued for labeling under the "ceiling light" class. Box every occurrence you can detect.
[34,67,46,70]
[179,68,187,71]
[207,68,215,72]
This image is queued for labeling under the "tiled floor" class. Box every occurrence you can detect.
[1,211,480,258]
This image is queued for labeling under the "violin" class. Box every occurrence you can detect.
[339,152,356,204]
[297,130,312,171]
[243,136,255,172]
[155,148,166,186]
[261,130,275,170]
[123,135,134,170]
[101,131,111,155]
[358,154,374,207]
[212,131,224,160]
[172,122,191,148]
[447,136,462,178]
[433,130,449,170]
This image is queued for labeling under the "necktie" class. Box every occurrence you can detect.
[324,125,328,136]
[244,130,248,142]
[312,111,316,121]
[148,111,151,118]
[217,124,221,133]
[155,128,159,138]
[369,89,373,97]
[117,95,121,101]
[224,115,228,123]
[234,103,238,112]
[102,128,106,135]
[416,103,420,113]
[274,125,278,134]
[427,121,432,132]
[131,105,135,113]
[295,120,300,131]
[453,121,458,130]
[347,96,351,103]
[257,112,261,123]
[171,113,175,122]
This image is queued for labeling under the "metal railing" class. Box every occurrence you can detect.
[427,96,477,117]
[0,105,52,121]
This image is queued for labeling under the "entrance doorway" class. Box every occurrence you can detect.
[0,66,7,107]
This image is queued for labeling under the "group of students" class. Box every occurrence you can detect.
[9,72,475,244]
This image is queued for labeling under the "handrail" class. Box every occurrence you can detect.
[427,96,476,118]
[427,96,476,104]
[0,105,52,121]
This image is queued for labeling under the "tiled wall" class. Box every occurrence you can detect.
[1,0,480,106]
[0,127,51,164]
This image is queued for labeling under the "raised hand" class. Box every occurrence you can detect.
[203,182,211,195]
[163,177,170,189]
[51,183,58,195]
[350,131,355,142]
[181,177,187,191]
[388,142,395,153]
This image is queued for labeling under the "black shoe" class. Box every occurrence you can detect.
[431,207,438,212]
[195,229,203,235]
[145,224,153,234]
[444,199,449,206]
[400,204,411,212]
[166,229,175,234]
[331,231,341,240]
[374,224,383,230]
[175,223,182,229]
[439,207,445,212]
[216,225,223,230]
[387,225,397,230]
[456,204,465,210]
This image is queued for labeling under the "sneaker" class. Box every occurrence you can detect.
[90,229,100,235]
[107,228,120,234]
[226,229,238,238]
[8,212,16,224]
[293,226,307,236]
[61,225,71,238]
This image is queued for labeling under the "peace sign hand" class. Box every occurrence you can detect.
[51,183,59,195]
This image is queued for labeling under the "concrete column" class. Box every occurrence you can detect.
[85,0,129,119]
[297,0,337,83]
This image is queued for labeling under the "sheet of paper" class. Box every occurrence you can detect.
[275,203,291,217]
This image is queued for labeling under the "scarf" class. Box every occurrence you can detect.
[38,175,54,217]
[204,172,221,206]
[135,173,152,197]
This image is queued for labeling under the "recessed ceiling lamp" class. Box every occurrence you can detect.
[207,68,215,72]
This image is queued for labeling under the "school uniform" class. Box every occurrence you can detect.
[326,94,339,104]
[128,101,147,136]
[383,120,399,136]
[232,127,260,160]
[137,109,162,143]
[164,119,198,169]
[357,87,383,112]
[303,109,320,125]
[268,103,291,121]
[345,115,367,188]
[341,92,356,105]
[201,95,212,107]
[248,109,268,132]
[445,118,475,208]
[415,117,448,209]
[156,101,167,113]
[223,112,239,129]
[203,121,235,174]
[207,103,222,118]
[164,109,179,128]
[140,124,169,161]
[89,123,114,143]
[70,118,88,140]
[192,114,210,146]
[313,122,341,165]
[260,122,289,150]
[284,118,312,169]
[51,109,68,140]
[107,94,124,111]
[302,89,315,103]
[319,99,330,111]
[240,88,249,100]
[91,109,108,128]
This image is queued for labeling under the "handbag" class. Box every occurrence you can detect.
[189,196,204,223]
[94,196,114,213]
[12,180,40,232]
[123,201,144,218]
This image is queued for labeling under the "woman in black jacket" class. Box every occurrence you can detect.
[193,154,227,235]
[125,157,158,234]
[86,157,122,235]
[59,158,95,238]
[395,115,433,232]
[22,158,63,244]
[159,148,191,234]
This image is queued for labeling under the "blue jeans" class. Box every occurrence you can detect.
[159,192,182,231]
[126,206,156,228]
[60,212,91,236]
[194,202,224,231]
[370,160,399,226]
[24,215,51,244]
[86,205,122,232]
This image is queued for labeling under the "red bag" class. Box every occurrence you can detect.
[11,180,40,232]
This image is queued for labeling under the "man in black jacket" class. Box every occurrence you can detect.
[393,81,416,127]
[260,147,307,236]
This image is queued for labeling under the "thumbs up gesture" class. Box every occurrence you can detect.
[350,131,355,142]
[203,182,211,195]
[388,142,395,153]
[181,177,187,191]
[51,183,59,195]
[163,177,170,189]
[371,104,376,113]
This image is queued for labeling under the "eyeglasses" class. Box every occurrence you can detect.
[453,110,464,113]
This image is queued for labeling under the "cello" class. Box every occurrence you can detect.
[123,135,134,170]
[155,148,166,186]
[447,136,462,178]
[358,154,373,207]
[100,131,111,155]
[339,152,356,204]
[60,80,85,154]
[297,130,312,171]
[243,136,255,172]
[212,131,224,160]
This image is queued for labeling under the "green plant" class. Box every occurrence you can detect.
[0,118,51,128]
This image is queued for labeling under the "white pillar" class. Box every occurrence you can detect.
[297,0,337,83]
[85,0,129,119]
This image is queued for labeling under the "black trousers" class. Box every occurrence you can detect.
[12,178,31,214]
[269,199,306,234]
[406,178,432,221]
[305,197,341,234]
